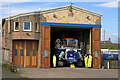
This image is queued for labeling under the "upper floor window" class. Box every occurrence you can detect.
[35,22,38,32]
[23,21,31,31]
[14,22,19,31]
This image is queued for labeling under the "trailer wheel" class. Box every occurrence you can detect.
[58,61,63,67]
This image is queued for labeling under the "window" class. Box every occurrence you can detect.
[45,49,48,57]
[35,22,38,32]
[33,50,36,56]
[20,49,24,56]
[26,49,30,56]
[23,21,31,31]
[14,49,17,56]
[14,22,19,31]
[95,50,99,57]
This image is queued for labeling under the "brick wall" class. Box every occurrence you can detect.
[2,14,41,63]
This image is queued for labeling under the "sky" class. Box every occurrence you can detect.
[0,0,119,43]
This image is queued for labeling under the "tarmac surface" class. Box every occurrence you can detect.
[18,67,119,78]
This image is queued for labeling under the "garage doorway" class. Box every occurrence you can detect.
[50,26,91,67]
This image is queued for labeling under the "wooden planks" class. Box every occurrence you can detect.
[26,41,31,68]
[13,40,38,68]
[20,41,25,68]
[41,25,51,68]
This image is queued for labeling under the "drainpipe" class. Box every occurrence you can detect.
[39,10,41,68]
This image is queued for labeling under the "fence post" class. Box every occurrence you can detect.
[20,64,21,73]
[107,61,110,69]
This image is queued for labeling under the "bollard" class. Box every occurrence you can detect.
[20,64,21,73]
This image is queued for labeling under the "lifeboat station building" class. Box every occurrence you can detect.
[2,5,102,68]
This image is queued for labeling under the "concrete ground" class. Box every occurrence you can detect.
[2,67,23,78]
[18,68,119,78]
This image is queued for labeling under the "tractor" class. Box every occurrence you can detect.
[55,38,84,67]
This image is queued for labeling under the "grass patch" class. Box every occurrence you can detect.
[101,44,119,50]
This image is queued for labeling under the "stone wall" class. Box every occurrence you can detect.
[41,9,101,25]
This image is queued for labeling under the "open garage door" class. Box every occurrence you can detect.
[50,27,91,67]
[41,22,101,68]
[41,25,51,68]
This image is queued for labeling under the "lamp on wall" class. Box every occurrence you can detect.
[86,16,90,20]
[53,14,57,18]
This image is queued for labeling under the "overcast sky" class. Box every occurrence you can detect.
[0,0,119,43]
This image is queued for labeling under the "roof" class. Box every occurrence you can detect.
[3,5,103,20]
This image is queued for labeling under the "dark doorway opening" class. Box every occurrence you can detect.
[50,26,90,67]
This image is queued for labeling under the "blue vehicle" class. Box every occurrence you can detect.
[55,38,84,66]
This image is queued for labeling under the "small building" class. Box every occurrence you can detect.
[2,5,102,68]
[101,37,112,44]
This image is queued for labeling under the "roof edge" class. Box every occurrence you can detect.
[3,5,102,20]
[72,5,102,16]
